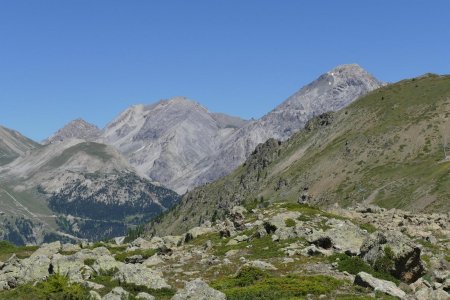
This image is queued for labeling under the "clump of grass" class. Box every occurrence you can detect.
[59,250,78,256]
[284,218,296,227]
[212,266,344,300]
[114,248,157,262]
[186,232,223,246]
[0,240,38,261]
[213,234,297,260]
[358,223,377,233]
[279,203,347,220]
[83,258,96,266]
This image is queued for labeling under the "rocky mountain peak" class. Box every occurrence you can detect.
[44,118,101,144]
[191,64,384,188]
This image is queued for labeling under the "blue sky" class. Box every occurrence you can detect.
[1,1,449,141]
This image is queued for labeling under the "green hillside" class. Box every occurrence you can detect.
[148,74,450,236]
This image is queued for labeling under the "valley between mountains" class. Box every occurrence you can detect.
[0,64,449,299]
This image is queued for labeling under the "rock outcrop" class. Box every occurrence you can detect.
[354,272,406,299]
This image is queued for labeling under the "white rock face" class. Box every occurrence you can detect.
[100,97,248,193]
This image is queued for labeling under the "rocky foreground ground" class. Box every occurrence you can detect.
[0,202,448,299]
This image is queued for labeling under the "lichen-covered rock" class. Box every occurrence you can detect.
[0,253,52,289]
[51,248,108,282]
[61,243,81,253]
[31,241,61,258]
[113,264,170,289]
[171,278,226,300]
[415,287,449,300]
[360,232,425,283]
[81,280,105,290]
[103,286,130,300]
[51,253,87,282]
[322,220,368,255]
[93,255,124,274]
[263,211,301,240]
[143,255,164,267]
[354,272,406,299]
[21,255,51,283]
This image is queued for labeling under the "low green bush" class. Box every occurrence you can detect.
[329,253,399,284]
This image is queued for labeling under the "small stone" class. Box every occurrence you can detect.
[136,292,155,300]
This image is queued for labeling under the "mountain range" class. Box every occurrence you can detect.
[45,64,382,194]
[0,63,393,245]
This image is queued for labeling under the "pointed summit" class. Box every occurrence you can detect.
[44,118,101,144]
[192,64,383,187]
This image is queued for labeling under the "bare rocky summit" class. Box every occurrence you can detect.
[192,64,383,186]
[44,118,101,144]
[100,97,249,193]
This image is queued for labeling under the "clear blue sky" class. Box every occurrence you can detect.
[1,1,449,141]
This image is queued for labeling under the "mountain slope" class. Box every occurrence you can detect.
[0,139,180,244]
[101,97,248,193]
[192,64,383,186]
[0,125,40,166]
[148,73,450,236]
[43,118,101,144]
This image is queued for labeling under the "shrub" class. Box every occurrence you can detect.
[84,258,96,266]
[329,253,399,284]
